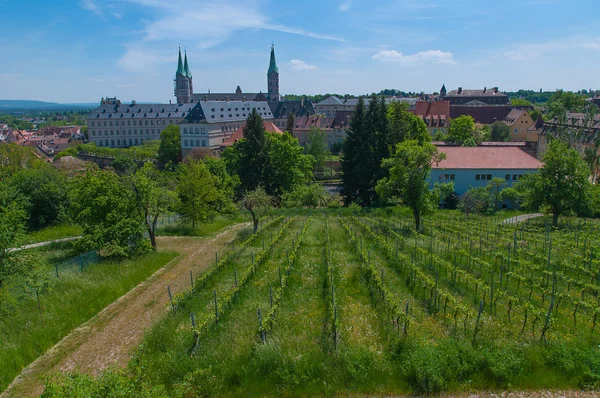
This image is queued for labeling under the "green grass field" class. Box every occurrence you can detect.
[0,250,177,393]
[42,212,600,396]
[24,224,83,244]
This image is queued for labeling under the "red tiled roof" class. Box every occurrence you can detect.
[434,147,542,170]
[414,101,450,127]
[220,121,282,148]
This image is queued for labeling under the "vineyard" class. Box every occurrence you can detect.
[52,213,600,395]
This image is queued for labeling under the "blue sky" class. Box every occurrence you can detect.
[1,0,599,103]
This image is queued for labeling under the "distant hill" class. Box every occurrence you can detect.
[0,100,97,112]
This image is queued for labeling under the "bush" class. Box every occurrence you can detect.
[459,186,496,215]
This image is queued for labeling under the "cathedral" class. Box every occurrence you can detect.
[174,45,280,104]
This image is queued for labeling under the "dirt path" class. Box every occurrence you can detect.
[8,236,82,253]
[503,213,544,225]
[2,224,246,398]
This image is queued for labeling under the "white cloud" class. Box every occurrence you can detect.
[372,49,455,65]
[106,0,344,74]
[0,73,20,78]
[288,59,318,71]
[582,41,600,50]
[339,0,351,12]
[80,0,101,15]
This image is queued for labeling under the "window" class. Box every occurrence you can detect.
[505,174,510,180]
[202,140,206,147]
[433,128,437,134]
[184,140,188,146]
[513,175,518,180]
[128,121,131,126]
[195,140,200,146]
[514,128,518,134]
[109,121,113,127]
[117,139,120,145]
[476,174,481,181]
[103,121,107,127]
[183,127,188,134]
[134,138,138,145]
[195,127,199,134]
[486,174,492,180]
[91,122,95,127]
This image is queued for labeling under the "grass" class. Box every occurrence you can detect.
[0,250,177,393]
[24,224,83,245]
[156,215,249,237]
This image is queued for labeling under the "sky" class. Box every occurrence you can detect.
[0,0,599,103]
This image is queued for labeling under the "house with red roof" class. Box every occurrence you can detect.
[413,100,450,136]
[430,146,542,204]
[219,121,282,150]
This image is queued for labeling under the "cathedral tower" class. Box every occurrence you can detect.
[267,44,279,101]
[174,48,193,104]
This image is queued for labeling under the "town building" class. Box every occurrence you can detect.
[430,146,542,199]
[268,99,316,130]
[220,121,282,150]
[538,112,600,159]
[178,45,280,104]
[412,101,450,136]
[315,96,417,117]
[441,86,509,106]
[179,100,273,154]
[87,97,191,148]
[292,113,351,149]
[501,109,537,142]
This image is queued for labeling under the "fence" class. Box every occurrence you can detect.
[54,250,100,277]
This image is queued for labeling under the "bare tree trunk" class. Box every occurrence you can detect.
[251,210,259,233]
[553,212,559,227]
[413,209,421,232]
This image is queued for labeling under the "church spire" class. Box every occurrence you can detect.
[184,50,191,78]
[268,43,278,74]
[176,47,185,76]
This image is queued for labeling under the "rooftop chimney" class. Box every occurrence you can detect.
[457,87,463,94]
[483,87,487,93]
[493,87,499,93]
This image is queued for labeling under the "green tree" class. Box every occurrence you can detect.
[488,177,506,209]
[242,187,272,233]
[129,162,177,250]
[447,115,475,145]
[230,108,268,193]
[341,97,368,205]
[0,200,30,288]
[263,132,314,196]
[70,168,149,257]
[524,140,591,226]
[9,164,69,230]
[490,121,510,142]
[282,184,327,208]
[285,113,295,135]
[376,140,446,230]
[157,125,181,169]
[224,114,313,198]
[501,186,525,209]
[387,102,430,146]
[458,186,496,216]
[176,160,220,228]
[305,127,328,173]
[203,157,238,213]
[510,98,533,107]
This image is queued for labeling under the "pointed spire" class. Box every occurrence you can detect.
[184,49,191,78]
[176,47,185,76]
[268,43,278,74]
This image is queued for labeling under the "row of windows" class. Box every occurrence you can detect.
[91,120,176,127]
[476,174,524,181]
[90,129,161,137]
[183,127,207,134]
[183,139,208,147]
[438,174,455,181]
[97,138,142,147]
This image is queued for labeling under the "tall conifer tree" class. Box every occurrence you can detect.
[341,97,366,205]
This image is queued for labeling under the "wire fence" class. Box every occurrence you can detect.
[54,250,100,277]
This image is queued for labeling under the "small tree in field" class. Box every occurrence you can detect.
[524,140,591,226]
[243,187,273,233]
[376,140,445,231]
